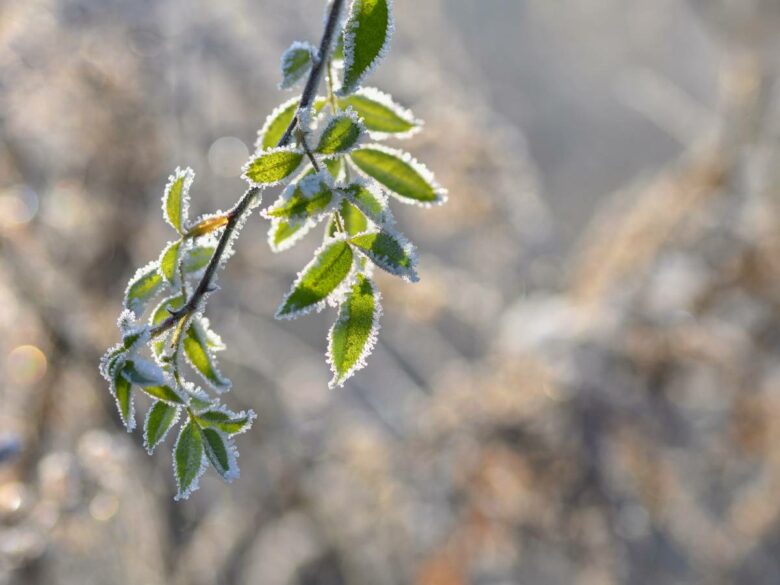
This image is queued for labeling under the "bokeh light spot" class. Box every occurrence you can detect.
[0,185,38,231]
[7,345,47,386]
[208,136,249,178]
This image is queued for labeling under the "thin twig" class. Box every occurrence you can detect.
[150,0,346,339]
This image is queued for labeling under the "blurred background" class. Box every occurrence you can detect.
[2,0,780,583]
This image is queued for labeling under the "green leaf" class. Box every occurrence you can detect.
[262,174,339,222]
[174,420,205,501]
[276,239,354,319]
[339,0,393,96]
[200,427,238,480]
[256,97,328,151]
[183,245,215,273]
[144,401,179,454]
[324,157,343,180]
[113,365,135,431]
[162,167,193,234]
[328,274,381,388]
[124,261,165,315]
[242,147,304,186]
[140,384,185,405]
[340,180,392,226]
[315,112,364,155]
[194,409,255,435]
[349,229,418,281]
[338,88,419,138]
[350,145,446,206]
[340,198,369,235]
[268,218,315,253]
[159,240,181,283]
[280,41,316,90]
[183,318,231,392]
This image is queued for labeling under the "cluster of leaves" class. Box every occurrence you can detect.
[100,0,445,500]
[251,0,445,387]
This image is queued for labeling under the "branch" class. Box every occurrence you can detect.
[150,0,346,338]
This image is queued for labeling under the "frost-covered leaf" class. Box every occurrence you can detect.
[328,274,381,387]
[324,157,343,180]
[140,384,185,405]
[144,401,180,454]
[121,358,167,388]
[113,365,135,431]
[338,87,419,138]
[200,427,238,480]
[162,167,193,234]
[315,111,364,155]
[342,199,368,235]
[159,240,181,283]
[268,218,315,253]
[280,41,317,90]
[262,173,339,223]
[340,180,393,226]
[242,147,304,186]
[349,228,418,281]
[183,318,231,393]
[339,0,393,96]
[256,97,328,152]
[183,245,215,273]
[350,145,446,206]
[124,261,166,315]
[174,420,205,501]
[194,409,256,435]
[276,238,354,319]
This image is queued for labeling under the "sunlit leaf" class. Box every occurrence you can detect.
[339,0,393,96]
[340,180,393,226]
[144,401,180,454]
[315,111,364,155]
[280,41,317,90]
[159,240,181,283]
[328,274,381,387]
[349,228,418,281]
[256,97,328,152]
[140,384,185,405]
[162,167,193,234]
[350,145,446,206]
[262,173,339,223]
[174,420,205,501]
[124,261,165,315]
[242,147,304,186]
[338,87,419,138]
[276,238,354,319]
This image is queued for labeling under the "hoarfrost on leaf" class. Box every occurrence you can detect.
[339,0,394,96]
[276,236,355,319]
[280,41,318,90]
[349,144,447,206]
[327,273,382,388]
[162,167,194,235]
